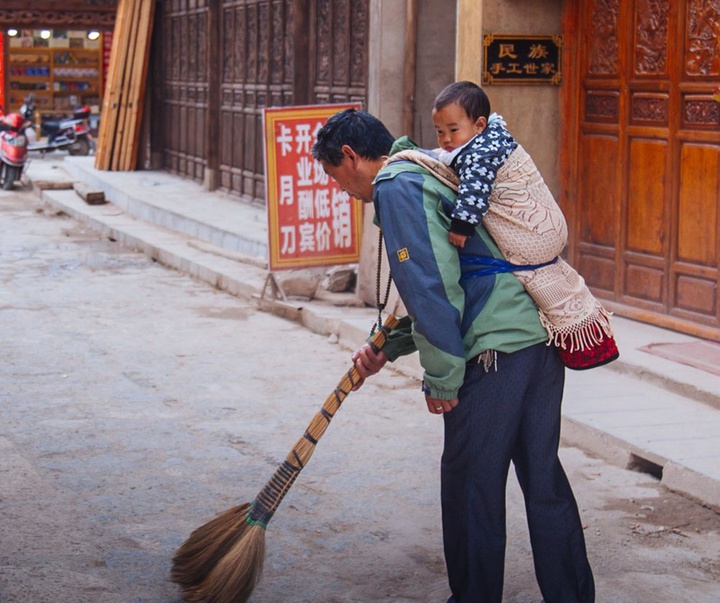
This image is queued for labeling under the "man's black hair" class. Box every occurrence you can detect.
[434,81,491,122]
[312,108,395,166]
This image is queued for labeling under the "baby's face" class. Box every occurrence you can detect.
[432,103,486,151]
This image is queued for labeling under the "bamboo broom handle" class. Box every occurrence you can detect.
[290,314,400,465]
[247,315,400,527]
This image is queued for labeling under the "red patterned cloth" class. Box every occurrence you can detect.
[556,333,620,370]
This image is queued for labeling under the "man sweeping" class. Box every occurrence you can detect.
[312,108,595,603]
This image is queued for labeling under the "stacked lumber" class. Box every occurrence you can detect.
[95,0,155,171]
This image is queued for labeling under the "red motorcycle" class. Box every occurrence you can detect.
[0,107,32,190]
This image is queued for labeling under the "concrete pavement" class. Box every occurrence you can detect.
[24,154,720,510]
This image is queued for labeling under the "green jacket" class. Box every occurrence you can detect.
[372,138,548,399]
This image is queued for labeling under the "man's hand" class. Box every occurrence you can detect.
[351,343,389,390]
[425,394,458,415]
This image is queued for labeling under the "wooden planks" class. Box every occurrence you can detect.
[73,182,107,205]
[95,0,155,171]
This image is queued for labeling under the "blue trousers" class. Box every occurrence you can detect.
[442,342,595,603]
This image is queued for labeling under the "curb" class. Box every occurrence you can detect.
[561,417,720,509]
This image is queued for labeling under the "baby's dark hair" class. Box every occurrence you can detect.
[434,81,491,122]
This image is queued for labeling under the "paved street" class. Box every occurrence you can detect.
[1,182,719,602]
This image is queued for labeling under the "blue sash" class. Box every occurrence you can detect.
[460,255,558,280]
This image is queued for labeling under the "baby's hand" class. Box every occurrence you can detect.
[449,232,468,248]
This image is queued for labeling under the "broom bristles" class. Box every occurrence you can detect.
[182,524,266,603]
[172,503,252,591]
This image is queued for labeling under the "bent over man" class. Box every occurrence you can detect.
[312,108,595,603]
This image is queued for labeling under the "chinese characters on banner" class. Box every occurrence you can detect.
[264,103,363,271]
[483,35,563,85]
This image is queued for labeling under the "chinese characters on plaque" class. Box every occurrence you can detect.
[483,35,563,85]
[263,103,363,271]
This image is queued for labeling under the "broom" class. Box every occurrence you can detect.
[171,315,400,603]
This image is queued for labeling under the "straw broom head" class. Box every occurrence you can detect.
[171,502,251,591]
[173,457,298,602]
[171,315,399,603]
[182,523,266,603]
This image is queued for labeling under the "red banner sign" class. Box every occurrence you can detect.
[264,103,363,271]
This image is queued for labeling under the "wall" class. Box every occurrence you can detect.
[358,0,404,308]
[413,0,459,148]
[457,0,564,197]
[367,0,406,135]
[358,0,457,309]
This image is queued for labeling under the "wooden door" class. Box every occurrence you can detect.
[573,0,720,339]
[308,0,369,105]
[217,0,295,198]
[217,0,369,201]
[157,0,210,181]
[154,0,369,198]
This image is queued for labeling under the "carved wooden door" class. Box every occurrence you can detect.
[217,0,294,198]
[307,0,369,105]
[155,0,369,198]
[217,0,369,201]
[573,0,720,338]
[157,0,209,181]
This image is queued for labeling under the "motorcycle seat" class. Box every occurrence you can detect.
[42,121,63,133]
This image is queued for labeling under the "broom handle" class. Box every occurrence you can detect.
[247,315,400,527]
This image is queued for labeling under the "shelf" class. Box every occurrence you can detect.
[5,40,104,113]
[9,75,51,81]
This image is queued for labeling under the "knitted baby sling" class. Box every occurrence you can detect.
[385,146,617,366]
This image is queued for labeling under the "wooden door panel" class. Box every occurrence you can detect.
[573,0,720,337]
[685,0,720,77]
[677,143,719,266]
[213,0,368,201]
[584,90,621,124]
[624,261,665,304]
[633,0,671,77]
[578,251,617,296]
[218,0,292,200]
[577,131,619,294]
[312,0,368,103]
[630,93,670,127]
[682,94,720,129]
[675,274,717,316]
[627,137,666,254]
[577,134,619,246]
[159,2,209,182]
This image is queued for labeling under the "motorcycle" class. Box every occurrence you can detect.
[0,106,32,191]
[21,94,92,156]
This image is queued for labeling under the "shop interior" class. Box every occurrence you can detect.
[2,28,109,137]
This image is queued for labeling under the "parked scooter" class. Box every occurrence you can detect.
[0,105,32,190]
[21,94,92,156]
